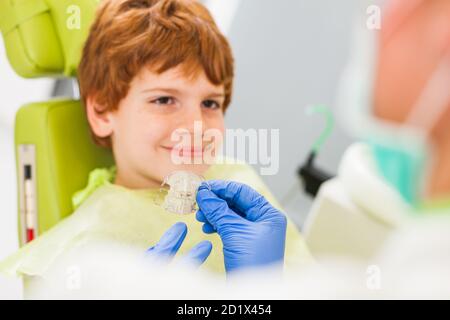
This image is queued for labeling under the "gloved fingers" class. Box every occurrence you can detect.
[199,181,262,211]
[251,201,289,225]
[198,181,270,222]
[196,187,243,229]
[146,222,188,260]
[202,222,216,234]
[196,209,208,223]
[196,210,217,233]
[181,241,213,267]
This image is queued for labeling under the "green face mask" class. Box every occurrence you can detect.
[369,139,428,207]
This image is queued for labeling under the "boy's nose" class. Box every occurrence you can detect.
[181,106,205,132]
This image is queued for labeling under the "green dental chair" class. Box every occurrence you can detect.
[0,0,113,246]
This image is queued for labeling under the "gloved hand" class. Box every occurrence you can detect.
[147,222,212,267]
[196,180,287,273]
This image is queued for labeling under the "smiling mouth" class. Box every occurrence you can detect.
[162,146,209,157]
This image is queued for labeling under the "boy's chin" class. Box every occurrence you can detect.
[165,163,211,176]
[159,164,211,181]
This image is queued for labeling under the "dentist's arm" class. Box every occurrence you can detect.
[196,180,287,273]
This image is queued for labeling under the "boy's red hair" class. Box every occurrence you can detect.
[78,0,234,147]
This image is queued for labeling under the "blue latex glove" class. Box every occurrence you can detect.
[147,222,212,267]
[196,180,287,273]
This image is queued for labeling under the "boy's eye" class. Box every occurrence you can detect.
[151,97,175,105]
[202,100,221,110]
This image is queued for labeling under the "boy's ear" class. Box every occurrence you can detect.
[85,96,114,139]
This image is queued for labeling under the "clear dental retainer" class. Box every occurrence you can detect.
[160,171,205,215]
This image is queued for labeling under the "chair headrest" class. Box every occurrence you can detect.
[0,0,98,78]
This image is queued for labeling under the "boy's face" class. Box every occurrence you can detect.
[99,65,226,189]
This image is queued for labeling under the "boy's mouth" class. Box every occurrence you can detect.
[162,145,206,157]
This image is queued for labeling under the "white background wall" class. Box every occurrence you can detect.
[0,0,362,299]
